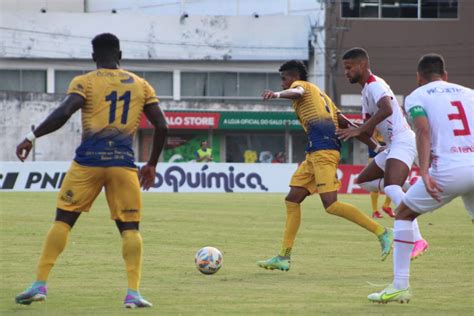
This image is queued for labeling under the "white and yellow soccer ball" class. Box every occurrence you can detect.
[195,246,223,275]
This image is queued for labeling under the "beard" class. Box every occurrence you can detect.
[349,74,360,84]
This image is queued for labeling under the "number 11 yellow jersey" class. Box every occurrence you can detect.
[67,68,159,167]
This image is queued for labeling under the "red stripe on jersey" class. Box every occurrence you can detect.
[366,75,377,84]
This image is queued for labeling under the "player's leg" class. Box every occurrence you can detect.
[370,191,383,218]
[369,169,461,303]
[257,158,313,271]
[366,158,383,218]
[310,150,392,260]
[105,166,151,308]
[382,140,427,256]
[368,202,418,304]
[356,157,385,193]
[16,162,103,305]
[15,209,81,305]
[115,221,151,308]
[381,195,394,218]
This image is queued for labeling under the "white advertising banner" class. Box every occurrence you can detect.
[0,162,298,193]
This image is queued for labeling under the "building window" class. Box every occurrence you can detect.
[421,0,458,18]
[55,70,84,94]
[382,0,418,18]
[0,69,46,93]
[341,0,458,19]
[137,71,173,98]
[181,72,281,100]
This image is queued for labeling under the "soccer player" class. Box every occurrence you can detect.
[14,33,168,308]
[256,60,393,272]
[368,54,474,303]
[337,48,428,260]
[368,129,394,219]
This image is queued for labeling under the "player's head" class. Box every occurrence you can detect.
[416,53,448,86]
[279,60,308,89]
[342,47,370,84]
[200,140,208,148]
[92,33,122,64]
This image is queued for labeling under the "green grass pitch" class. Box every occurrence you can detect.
[0,192,472,315]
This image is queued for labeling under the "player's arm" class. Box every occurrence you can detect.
[336,96,392,141]
[262,86,305,100]
[139,102,168,190]
[16,94,85,162]
[409,105,443,201]
[337,113,382,152]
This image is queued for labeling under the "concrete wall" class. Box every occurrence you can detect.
[0,12,309,61]
[0,91,294,162]
[0,92,82,162]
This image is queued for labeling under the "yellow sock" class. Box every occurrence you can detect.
[279,201,301,257]
[122,230,143,291]
[326,201,385,236]
[383,196,392,208]
[36,221,71,281]
[370,192,379,212]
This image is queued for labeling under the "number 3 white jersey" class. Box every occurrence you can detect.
[361,74,413,144]
[404,81,474,171]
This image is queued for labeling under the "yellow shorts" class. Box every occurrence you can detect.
[57,161,142,222]
[290,150,341,194]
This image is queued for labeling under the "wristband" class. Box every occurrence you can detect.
[274,92,281,99]
[25,131,36,142]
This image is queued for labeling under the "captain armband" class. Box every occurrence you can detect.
[408,105,427,121]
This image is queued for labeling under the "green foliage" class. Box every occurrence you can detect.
[0,193,472,315]
[164,136,221,162]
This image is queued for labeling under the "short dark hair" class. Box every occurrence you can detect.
[342,47,369,60]
[279,60,308,81]
[92,33,120,56]
[417,53,446,79]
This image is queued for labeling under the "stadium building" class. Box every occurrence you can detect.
[0,0,470,164]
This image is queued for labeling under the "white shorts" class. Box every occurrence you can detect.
[403,166,474,215]
[374,134,417,170]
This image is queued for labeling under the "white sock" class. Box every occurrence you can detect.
[384,185,405,207]
[412,218,423,241]
[358,178,384,193]
[393,220,414,290]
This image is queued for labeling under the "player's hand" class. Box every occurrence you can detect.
[139,164,156,191]
[262,90,278,100]
[421,173,443,202]
[16,139,33,162]
[336,127,362,141]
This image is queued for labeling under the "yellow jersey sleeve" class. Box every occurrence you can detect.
[144,80,159,105]
[67,75,87,99]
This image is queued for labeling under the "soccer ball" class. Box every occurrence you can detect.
[195,246,223,275]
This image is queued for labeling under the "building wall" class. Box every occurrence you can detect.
[0,91,295,162]
[327,1,473,104]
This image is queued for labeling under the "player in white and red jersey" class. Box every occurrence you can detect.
[337,47,427,259]
[368,54,474,303]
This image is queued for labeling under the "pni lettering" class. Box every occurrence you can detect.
[25,172,67,189]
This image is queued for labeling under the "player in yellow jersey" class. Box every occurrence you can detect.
[14,33,168,308]
[368,129,394,218]
[257,60,393,271]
